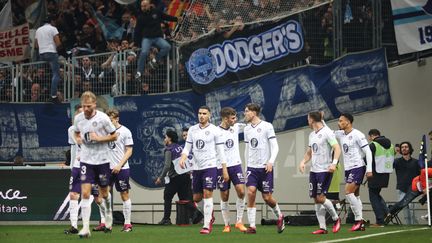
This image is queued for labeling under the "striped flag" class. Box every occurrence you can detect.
[390,0,432,54]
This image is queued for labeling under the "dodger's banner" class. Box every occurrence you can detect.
[390,0,432,55]
[180,16,306,93]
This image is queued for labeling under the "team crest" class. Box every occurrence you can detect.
[205,131,210,135]
[349,136,352,140]
[186,48,217,84]
[257,128,261,133]
[92,121,97,127]
[318,134,322,138]
[230,128,234,133]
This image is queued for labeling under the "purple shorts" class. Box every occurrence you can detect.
[110,169,131,192]
[345,166,366,185]
[79,162,111,187]
[192,167,217,194]
[309,172,333,198]
[245,167,273,193]
[69,167,81,193]
[217,164,245,191]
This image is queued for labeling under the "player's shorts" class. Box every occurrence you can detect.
[79,162,110,187]
[110,168,131,192]
[192,167,217,194]
[69,167,81,193]
[345,166,366,185]
[309,171,333,198]
[217,164,245,191]
[245,167,274,193]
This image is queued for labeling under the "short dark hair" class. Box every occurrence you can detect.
[308,111,322,122]
[368,129,381,137]
[166,130,178,143]
[400,141,414,155]
[340,113,354,124]
[220,107,236,118]
[182,127,189,133]
[245,103,261,115]
[199,106,211,112]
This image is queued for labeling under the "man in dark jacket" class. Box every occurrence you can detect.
[155,130,193,225]
[134,0,179,79]
[367,129,395,227]
[393,141,420,224]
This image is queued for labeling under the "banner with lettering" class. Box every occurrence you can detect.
[180,16,306,93]
[390,0,432,54]
[0,23,31,62]
[115,48,391,188]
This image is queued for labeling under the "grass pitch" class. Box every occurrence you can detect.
[0,224,431,243]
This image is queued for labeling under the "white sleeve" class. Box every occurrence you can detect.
[268,137,279,165]
[215,129,227,164]
[362,145,373,173]
[182,141,192,156]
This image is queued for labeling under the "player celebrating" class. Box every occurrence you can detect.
[106,108,134,232]
[243,103,284,234]
[179,106,228,234]
[74,91,117,238]
[217,107,247,233]
[334,113,372,231]
[299,111,341,234]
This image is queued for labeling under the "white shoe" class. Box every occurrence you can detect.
[78,228,91,238]
[420,214,429,220]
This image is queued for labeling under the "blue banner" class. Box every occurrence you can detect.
[116,48,391,188]
[0,49,391,189]
[0,103,70,162]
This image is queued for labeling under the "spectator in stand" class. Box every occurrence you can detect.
[121,11,135,42]
[29,83,43,102]
[77,56,104,94]
[35,14,62,104]
[134,0,180,79]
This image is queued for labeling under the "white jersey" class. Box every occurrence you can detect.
[183,123,223,170]
[109,125,133,169]
[216,123,245,169]
[74,111,116,165]
[335,129,369,170]
[35,23,59,53]
[244,121,277,169]
[68,126,80,169]
[309,126,338,173]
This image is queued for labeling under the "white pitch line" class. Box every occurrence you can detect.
[317,227,429,243]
